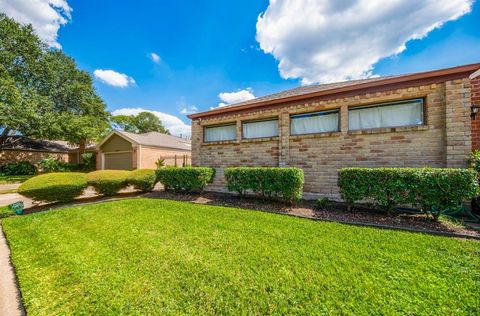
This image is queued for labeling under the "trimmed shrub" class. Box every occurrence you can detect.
[0,161,36,175]
[338,168,479,219]
[156,167,215,192]
[87,170,131,196]
[128,169,157,192]
[224,167,304,203]
[18,172,88,203]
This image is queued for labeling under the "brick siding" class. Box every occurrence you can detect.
[471,76,480,150]
[192,78,474,199]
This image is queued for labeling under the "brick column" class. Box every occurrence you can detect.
[191,120,202,166]
[445,78,472,167]
[340,104,348,133]
[278,111,290,167]
[471,76,480,150]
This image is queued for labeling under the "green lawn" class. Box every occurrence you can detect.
[2,199,479,315]
[0,174,33,184]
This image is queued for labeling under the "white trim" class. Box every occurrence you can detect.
[470,69,480,79]
[96,130,138,149]
[101,153,105,170]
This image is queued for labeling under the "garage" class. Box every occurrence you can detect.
[103,152,133,170]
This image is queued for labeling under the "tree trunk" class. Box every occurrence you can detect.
[78,139,86,162]
[0,128,11,148]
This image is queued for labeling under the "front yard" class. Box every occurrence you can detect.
[2,198,479,314]
[0,175,32,185]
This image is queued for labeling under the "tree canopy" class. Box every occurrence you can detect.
[0,14,109,151]
[111,112,169,134]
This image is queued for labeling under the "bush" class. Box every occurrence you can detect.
[0,161,36,175]
[37,156,78,173]
[128,169,157,192]
[156,167,215,192]
[338,168,479,219]
[87,170,131,196]
[224,167,304,203]
[80,152,96,171]
[18,172,88,203]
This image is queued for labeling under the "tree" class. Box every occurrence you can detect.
[111,111,170,134]
[0,14,110,152]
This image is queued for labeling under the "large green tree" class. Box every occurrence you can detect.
[0,14,109,152]
[111,111,169,134]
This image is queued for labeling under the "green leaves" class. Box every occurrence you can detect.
[111,111,169,134]
[338,168,479,219]
[18,172,88,203]
[128,169,158,192]
[224,167,304,203]
[156,167,215,192]
[87,170,131,196]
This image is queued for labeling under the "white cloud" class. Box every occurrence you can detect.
[111,108,191,137]
[217,88,256,107]
[256,0,473,84]
[0,0,72,48]
[93,69,136,88]
[150,52,161,64]
[180,105,198,115]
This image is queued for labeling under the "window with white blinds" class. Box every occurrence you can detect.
[348,99,424,130]
[242,119,279,139]
[204,124,237,142]
[290,110,339,135]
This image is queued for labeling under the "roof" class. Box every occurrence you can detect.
[100,130,191,151]
[0,136,74,152]
[188,63,480,119]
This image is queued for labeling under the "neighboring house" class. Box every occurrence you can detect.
[188,63,480,199]
[0,135,93,165]
[96,130,191,170]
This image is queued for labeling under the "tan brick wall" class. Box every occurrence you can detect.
[139,146,191,169]
[471,76,480,150]
[0,150,68,166]
[192,79,474,199]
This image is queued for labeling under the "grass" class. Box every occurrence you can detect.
[2,198,479,315]
[0,175,33,184]
[0,188,17,194]
[0,205,13,219]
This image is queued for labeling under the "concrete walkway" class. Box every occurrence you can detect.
[0,226,24,316]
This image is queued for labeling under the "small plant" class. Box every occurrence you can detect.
[315,197,330,210]
[469,150,480,172]
[128,169,157,192]
[18,172,88,203]
[156,167,215,192]
[0,161,36,175]
[87,170,131,196]
[155,157,166,168]
[80,152,96,171]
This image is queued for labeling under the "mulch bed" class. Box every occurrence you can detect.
[145,190,480,238]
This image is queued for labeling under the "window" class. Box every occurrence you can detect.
[290,110,339,135]
[204,124,236,142]
[242,119,278,139]
[348,99,424,130]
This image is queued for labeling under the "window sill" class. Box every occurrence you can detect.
[241,136,279,143]
[348,125,429,135]
[290,131,342,140]
[202,140,238,146]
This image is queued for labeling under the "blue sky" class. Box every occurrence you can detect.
[2,0,480,136]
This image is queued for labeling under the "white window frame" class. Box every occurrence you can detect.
[203,123,237,143]
[242,118,279,139]
[290,109,340,135]
[348,98,425,131]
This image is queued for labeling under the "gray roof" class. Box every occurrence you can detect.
[1,136,75,152]
[116,130,191,151]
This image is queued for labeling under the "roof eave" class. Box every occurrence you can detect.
[188,63,480,120]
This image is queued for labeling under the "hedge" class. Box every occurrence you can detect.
[338,168,479,219]
[1,161,36,175]
[18,172,88,203]
[224,167,304,203]
[87,170,131,196]
[156,167,215,192]
[128,169,157,192]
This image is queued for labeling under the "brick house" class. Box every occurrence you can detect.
[96,130,191,170]
[0,135,94,166]
[188,63,480,199]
